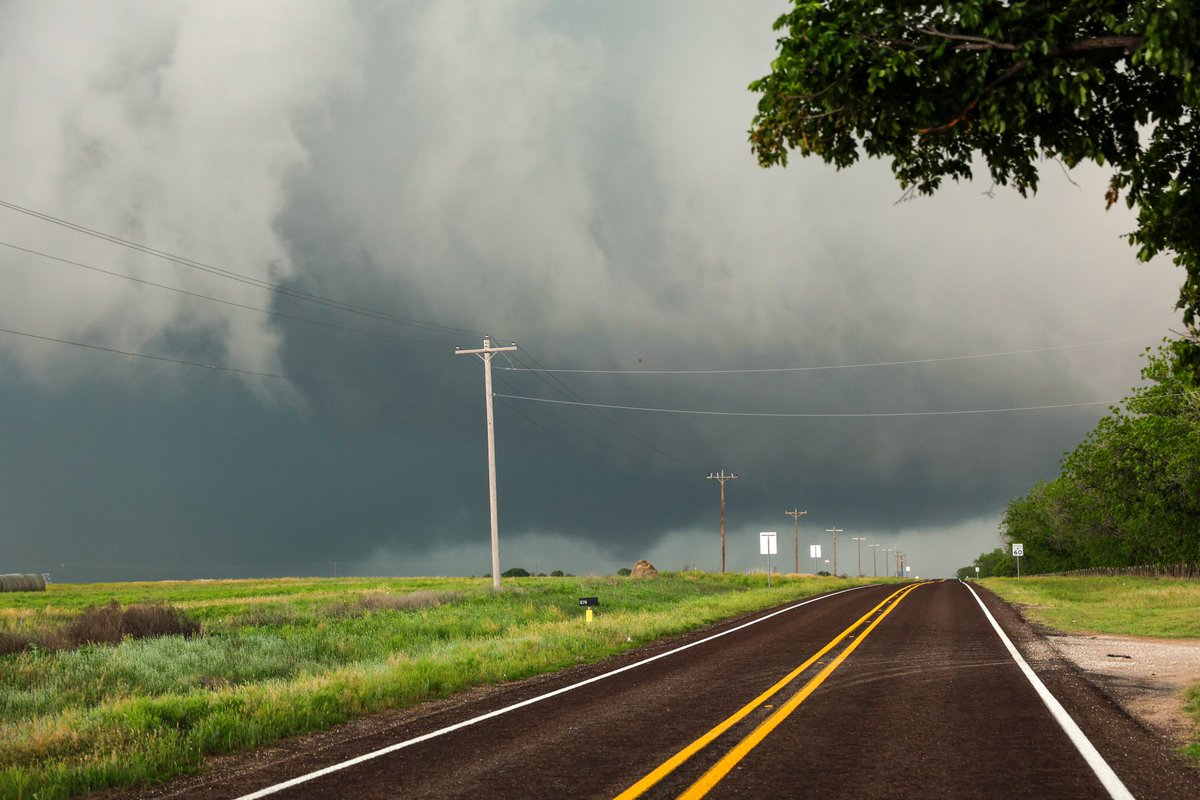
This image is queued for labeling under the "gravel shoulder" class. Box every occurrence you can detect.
[1041,630,1200,744]
[994,590,1200,750]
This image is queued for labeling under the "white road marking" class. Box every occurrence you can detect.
[961,580,1135,800]
[234,585,871,799]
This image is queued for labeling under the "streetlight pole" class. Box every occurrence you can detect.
[851,537,865,577]
[825,527,842,576]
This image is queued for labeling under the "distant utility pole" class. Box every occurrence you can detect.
[882,547,892,577]
[786,509,808,574]
[456,335,518,591]
[707,470,739,574]
[869,543,880,577]
[825,527,843,576]
[851,537,866,577]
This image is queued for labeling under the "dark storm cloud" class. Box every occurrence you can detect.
[0,1,1183,580]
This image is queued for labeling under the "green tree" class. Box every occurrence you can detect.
[997,342,1200,569]
[750,1,1200,375]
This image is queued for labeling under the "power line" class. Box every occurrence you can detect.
[0,325,386,390]
[493,392,1125,417]
[493,373,621,471]
[505,347,686,464]
[0,198,483,338]
[0,240,462,348]
[497,335,1155,375]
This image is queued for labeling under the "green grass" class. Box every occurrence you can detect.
[0,573,868,799]
[979,576,1200,638]
[981,576,1200,765]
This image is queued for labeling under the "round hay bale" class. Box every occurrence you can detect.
[0,573,47,592]
[630,560,659,578]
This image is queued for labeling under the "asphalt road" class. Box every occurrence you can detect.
[134,581,1200,800]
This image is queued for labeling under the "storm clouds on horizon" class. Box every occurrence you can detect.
[0,1,1184,581]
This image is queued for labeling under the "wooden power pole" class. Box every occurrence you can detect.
[825,527,843,576]
[707,470,739,573]
[456,336,518,591]
[786,509,807,574]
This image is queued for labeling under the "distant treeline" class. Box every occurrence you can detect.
[960,341,1200,578]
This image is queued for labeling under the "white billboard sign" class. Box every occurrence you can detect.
[809,544,821,559]
[760,531,778,555]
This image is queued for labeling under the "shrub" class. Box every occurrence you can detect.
[0,602,202,654]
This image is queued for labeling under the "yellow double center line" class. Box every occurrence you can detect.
[615,581,928,800]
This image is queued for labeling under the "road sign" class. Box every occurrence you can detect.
[809,544,821,558]
[578,597,599,607]
[760,532,778,555]
[1012,543,1024,557]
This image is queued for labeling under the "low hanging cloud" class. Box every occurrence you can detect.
[0,1,362,396]
[0,1,1186,581]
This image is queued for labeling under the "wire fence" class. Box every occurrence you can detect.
[1049,563,1200,579]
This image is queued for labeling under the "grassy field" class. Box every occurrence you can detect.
[0,573,866,799]
[982,576,1200,762]
[980,576,1200,638]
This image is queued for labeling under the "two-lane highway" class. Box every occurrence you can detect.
[140,581,1200,799]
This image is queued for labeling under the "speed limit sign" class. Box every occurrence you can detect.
[1012,543,1024,557]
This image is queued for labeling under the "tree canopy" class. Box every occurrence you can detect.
[997,341,1200,571]
[750,1,1200,373]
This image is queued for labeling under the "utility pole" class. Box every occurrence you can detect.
[456,336,518,591]
[869,543,880,577]
[851,537,866,577]
[882,547,892,577]
[825,527,842,576]
[786,509,807,574]
[707,470,739,574]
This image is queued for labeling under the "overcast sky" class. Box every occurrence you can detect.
[0,1,1183,582]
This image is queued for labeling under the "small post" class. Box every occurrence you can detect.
[579,596,599,624]
[760,532,778,588]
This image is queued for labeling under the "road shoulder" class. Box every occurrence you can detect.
[970,582,1200,800]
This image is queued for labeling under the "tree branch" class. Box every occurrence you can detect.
[917,35,1145,138]
[917,28,1017,51]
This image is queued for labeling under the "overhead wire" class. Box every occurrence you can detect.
[493,392,1126,418]
[0,240,463,348]
[0,325,387,390]
[496,335,1156,375]
[507,346,687,464]
[0,198,482,338]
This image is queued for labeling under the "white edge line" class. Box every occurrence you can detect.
[235,584,871,799]
[961,580,1135,800]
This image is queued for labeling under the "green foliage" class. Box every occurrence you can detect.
[750,1,1200,373]
[998,342,1200,570]
[959,548,1017,579]
[616,567,632,576]
[500,567,530,578]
